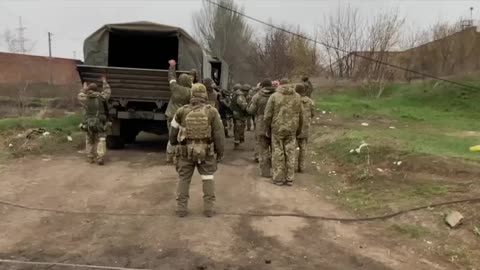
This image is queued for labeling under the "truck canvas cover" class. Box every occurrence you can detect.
[83,21,203,71]
[79,21,204,102]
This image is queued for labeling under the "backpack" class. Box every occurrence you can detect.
[84,94,106,134]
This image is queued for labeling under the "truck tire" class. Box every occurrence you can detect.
[123,132,137,144]
[107,135,125,149]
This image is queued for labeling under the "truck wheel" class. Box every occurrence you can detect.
[123,133,137,144]
[107,135,125,149]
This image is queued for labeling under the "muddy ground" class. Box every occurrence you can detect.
[0,132,467,270]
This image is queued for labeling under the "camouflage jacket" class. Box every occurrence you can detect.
[230,89,248,120]
[169,100,225,158]
[304,81,314,98]
[264,84,304,137]
[77,82,111,106]
[247,86,276,136]
[165,66,192,120]
[206,88,220,111]
[297,96,315,139]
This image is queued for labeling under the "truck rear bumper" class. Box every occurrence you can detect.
[115,111,166,121]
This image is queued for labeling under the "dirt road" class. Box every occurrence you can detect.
[0,133,447,270]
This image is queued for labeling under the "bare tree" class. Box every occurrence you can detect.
[254,25,294,79]
[289,26,320,78]
[317,5,366,79]
[193,0,256,83]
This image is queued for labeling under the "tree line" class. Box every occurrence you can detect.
[193,0,472,84]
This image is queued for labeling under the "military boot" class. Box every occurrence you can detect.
[97,158,105,166]
[86,156,95,164]
[234,142,240,150]
[203,180,215,218]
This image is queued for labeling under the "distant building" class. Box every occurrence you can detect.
[0,52,81,85]
[329,26,480,81]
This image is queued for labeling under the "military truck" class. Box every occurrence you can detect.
[77,21,228,149]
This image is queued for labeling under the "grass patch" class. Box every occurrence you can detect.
[392,224,430,239]
[343,129,480,160]
[0,115,81,133]
[318,80,480,131]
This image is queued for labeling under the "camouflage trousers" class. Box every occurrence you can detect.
[86,132,106,162]
[233,119,246,144]
[246,117,253,131]
[166,117,175,163]
[271,135,296,184]
[222,118,229,137]
[258,135,272,177]
[175,155,217,213]
[297,138,308,171]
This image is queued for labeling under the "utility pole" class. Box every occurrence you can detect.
[48,32,53,58]
[48,32,53,85]
[15,16,27,54]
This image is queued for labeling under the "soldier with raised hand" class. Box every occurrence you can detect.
[264,83,304,186]
[169,83,225,218]
[247,79,276,177]
[230,83,248,149]
[295,84,315,173]
[78,75,111,165]
[165,59,193,164]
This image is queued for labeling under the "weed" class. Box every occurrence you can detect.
[391,224,430,239]
[0,115,81,133]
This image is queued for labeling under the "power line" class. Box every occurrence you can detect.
[1,197,480,222]
[205,0,480,91]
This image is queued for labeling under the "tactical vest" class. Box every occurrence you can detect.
[184,105,212,141]
[229,91,243,112]
[84,93,107,134]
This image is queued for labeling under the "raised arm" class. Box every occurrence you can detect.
[168,59,177,85]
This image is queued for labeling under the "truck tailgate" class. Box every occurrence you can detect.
[77,65,187,101]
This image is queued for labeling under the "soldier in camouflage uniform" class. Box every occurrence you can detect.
[218,87,233,138]
[247,79,276,177]
[248,83,261,162]
[295,84,315,173]
[242,84,253,131]
[78,76,111,165]
[264,84,304,186]
[302,76,314,98]
[165,60,193,164]
[230,83,248,149]
[203,78,220,110]
[169,83,225,217]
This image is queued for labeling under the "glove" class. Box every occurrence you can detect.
[168,59,177,66]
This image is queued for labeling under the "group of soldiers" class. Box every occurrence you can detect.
[78,60,314,217]
[227,77,315,186]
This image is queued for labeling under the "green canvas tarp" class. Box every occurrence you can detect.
[83,21,204,71]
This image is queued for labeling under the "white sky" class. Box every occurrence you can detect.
[0,0,477,60]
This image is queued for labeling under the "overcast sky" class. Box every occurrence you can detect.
[0,0,477,60]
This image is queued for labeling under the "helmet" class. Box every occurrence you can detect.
[241,84,251,91]
[178,74,193,88]
[191,83,207,98]
[87,83,98,91]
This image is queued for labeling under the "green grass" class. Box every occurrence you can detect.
[317,79,480,160]
[318,79,480,131]
[392,224,431,239]
[0,115,81,133]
